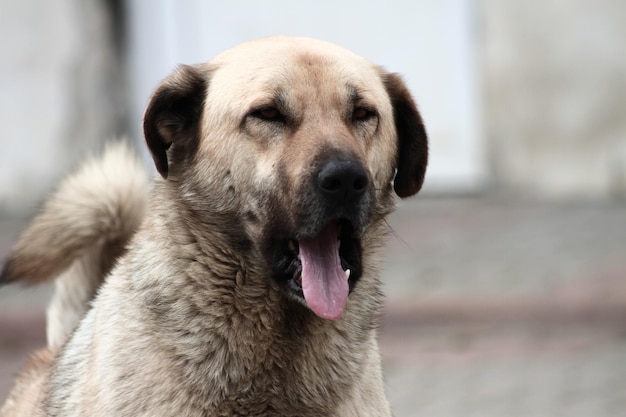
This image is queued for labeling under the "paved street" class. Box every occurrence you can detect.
[1,196,626,416]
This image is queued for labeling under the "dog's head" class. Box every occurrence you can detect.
[143,37,427,320]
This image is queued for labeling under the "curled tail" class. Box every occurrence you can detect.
[0,141,148,347]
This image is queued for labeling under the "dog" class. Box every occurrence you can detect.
[0,36,427,416]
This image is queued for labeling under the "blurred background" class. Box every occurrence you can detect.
[1,0,625,415]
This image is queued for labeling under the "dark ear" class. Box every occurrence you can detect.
[383,72,429,198]
[143,64,208,178]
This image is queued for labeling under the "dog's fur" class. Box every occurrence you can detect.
[0,37,427,416]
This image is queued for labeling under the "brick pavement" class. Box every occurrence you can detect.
[1,197,626,416]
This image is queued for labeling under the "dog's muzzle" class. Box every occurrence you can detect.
[270,157,370,321]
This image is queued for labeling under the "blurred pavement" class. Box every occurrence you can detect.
[1,196,626,416]
[381,197,626,416]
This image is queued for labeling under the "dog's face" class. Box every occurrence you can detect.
[143,37,427,320]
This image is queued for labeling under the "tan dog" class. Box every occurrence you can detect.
[0,37,427,416]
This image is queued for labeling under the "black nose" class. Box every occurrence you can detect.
[317,160,369,201]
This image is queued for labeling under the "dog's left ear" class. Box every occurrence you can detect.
[143,64,208,178]
[383,72,429,198]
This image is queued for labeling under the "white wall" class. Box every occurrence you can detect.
[126,0,485,192]
[3,0,622,210]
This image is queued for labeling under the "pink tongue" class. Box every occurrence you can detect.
[299,222,349,320]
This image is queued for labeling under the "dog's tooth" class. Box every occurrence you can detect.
[345,269,351,280]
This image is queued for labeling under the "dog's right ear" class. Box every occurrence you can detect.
[143,64,208,178]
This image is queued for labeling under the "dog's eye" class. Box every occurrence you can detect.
[352,107,377,122]
[250,107,285,123]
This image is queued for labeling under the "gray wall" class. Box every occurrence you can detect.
[0,0,126,214]
[481,0,626,199]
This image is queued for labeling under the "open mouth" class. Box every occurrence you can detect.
[271,218,362,320]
